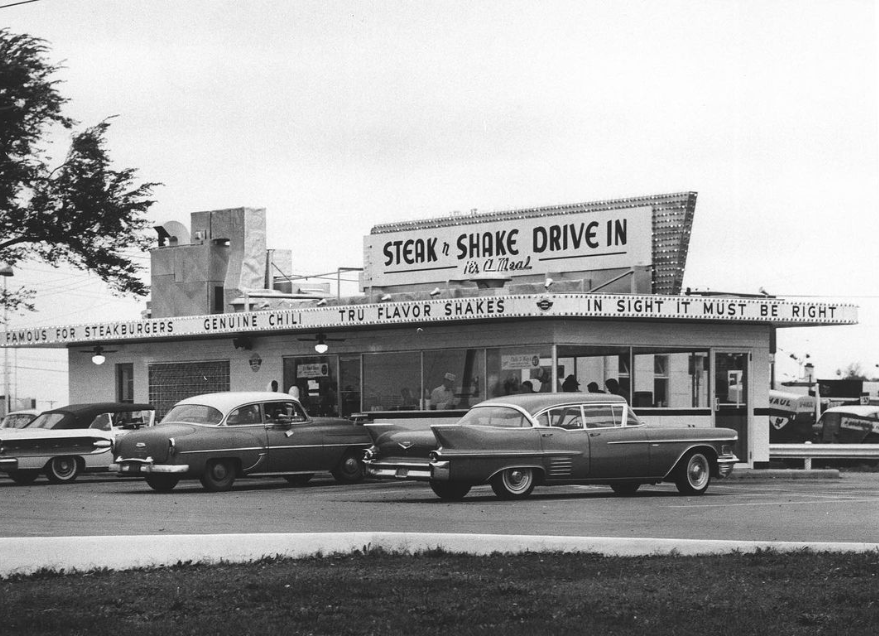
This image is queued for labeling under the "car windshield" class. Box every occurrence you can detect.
[160,404,224,426]
[24,413,66,429]
[458,405,530,428]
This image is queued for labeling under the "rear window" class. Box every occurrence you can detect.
[161,404,223,426]
[458,406,528,428]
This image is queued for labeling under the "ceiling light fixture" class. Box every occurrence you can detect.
[314,334,329,354]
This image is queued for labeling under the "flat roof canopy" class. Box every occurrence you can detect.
[2,292,857,349]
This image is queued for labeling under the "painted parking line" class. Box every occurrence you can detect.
[666,498,879,508]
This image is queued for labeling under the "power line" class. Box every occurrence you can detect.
[0,0,41,9]
[8,365,66,373]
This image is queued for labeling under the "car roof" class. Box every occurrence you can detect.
[44,403,155,416]
[175,392,299,412]
[3,408,41,416]
[476,393,629,411]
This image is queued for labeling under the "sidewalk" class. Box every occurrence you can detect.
[2,532,879,579]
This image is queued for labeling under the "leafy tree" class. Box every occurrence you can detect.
[836,362,867,381]
[0,28,159,318]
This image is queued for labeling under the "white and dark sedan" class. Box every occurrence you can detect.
[112,391,373,492]
[363,393,738,500]
[0,403,155,485]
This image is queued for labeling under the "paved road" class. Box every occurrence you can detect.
[2,472,878,544]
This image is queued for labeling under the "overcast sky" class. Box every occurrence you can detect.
[4,0,879,407]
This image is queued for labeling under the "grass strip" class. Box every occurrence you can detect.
[2,548,878,635]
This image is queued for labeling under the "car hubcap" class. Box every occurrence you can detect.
[54,459,75,477]
[505,469,530,492]
[688,457,708,488]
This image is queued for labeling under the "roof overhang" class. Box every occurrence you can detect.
[2,292,857,349]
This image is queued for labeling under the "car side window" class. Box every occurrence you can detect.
[264,402,308,425]
[227,404,262,426]
[543,406,583,430]
[88,413,113,431]
[582,405,621,428]
[624,406,641,427]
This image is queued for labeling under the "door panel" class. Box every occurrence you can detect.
[536,406,590,479]
[714,352,749,462]
[262,401,327,473]
[587,426,651,478]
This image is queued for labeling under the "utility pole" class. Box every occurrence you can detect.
[1,263,12,416]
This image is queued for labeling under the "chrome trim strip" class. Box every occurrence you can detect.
[646,437,737,444]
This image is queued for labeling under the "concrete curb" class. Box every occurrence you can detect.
[2,532,878,578]
[727,469,841,479]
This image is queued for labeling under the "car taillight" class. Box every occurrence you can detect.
[168,437,176,456]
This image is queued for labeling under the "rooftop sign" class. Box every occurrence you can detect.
[2,293,857,348]
[362,206,653,288]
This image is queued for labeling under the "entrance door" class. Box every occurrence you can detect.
[283,356,340,416]
[714,351,749,463]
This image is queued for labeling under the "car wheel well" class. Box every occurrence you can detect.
[671,446,719,476]
[487,465,546,485]
[42,455,84,471]
[43,455,83,483]
[205,456,243,475]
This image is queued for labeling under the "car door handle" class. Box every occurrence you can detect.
[541,432,553,437]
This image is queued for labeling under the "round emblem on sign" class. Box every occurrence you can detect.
[536,299,553,311]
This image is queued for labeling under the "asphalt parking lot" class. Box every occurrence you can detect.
[1,471,877,544]
[1,470,878,577]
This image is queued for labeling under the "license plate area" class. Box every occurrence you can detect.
[395,467,409,478]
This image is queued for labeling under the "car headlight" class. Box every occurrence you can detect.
[721,444,733,456]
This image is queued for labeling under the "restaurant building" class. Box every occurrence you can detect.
[1,193,857,466]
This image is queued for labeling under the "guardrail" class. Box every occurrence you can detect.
[769,443,879,470]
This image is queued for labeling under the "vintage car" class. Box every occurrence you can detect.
[0,403,156,485]
[363,393,738,500]
[112,391,373,492]
[812,405,879,444]
[0,408,40,429]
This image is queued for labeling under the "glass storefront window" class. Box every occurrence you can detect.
[362,352,422,411]
[486,347,553,398]
[423,349,485,410]
[632,348,710,408]
[557,346,631,400]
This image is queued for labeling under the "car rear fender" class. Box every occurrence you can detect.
[431,424,541,452]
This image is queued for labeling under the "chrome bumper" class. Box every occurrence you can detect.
[363,459,433,481]
[112,459,189,475]
[0,457,19,471]
[716,455,739,478]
